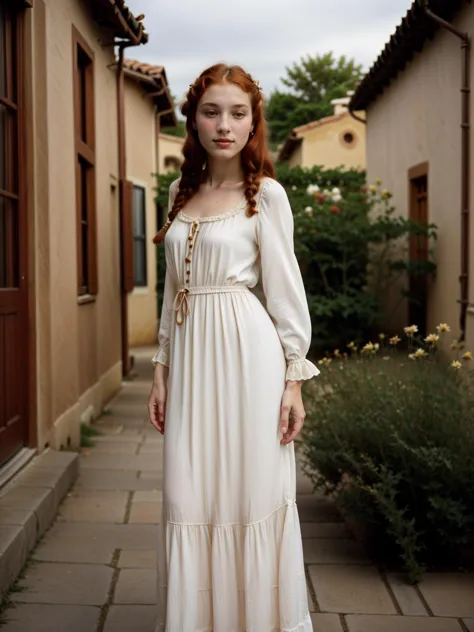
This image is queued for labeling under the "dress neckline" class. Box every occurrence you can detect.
[177,197,247,224]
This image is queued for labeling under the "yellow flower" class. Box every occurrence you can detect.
[462,351,472,361]
[414,348,426,358]
[389,335,401,345]
[334,349,341,357]
[451,360,462,370]
[319,357,332,366]
[369,184,377,194]
[404,325,418,336]
[375,178,382,186]
[436,323,451,333]
[379,333,385,340]
[362,342,374,353]
[347,341,356,350]
[381,189,391,200]
[424,334,439,344]
[408,353,416,360]
[451,341,459,350]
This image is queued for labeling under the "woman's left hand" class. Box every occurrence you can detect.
[280,380,305,445]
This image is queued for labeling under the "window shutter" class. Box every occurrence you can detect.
[122,179,135,293]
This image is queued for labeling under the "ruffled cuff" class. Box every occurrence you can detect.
[286,358,320,381]
[151,345,169,368]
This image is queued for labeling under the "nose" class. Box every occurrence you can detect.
[216,114,231,134]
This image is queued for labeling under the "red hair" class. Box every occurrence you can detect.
[153,63,275,244]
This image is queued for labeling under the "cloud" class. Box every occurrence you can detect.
[124,0,413,102]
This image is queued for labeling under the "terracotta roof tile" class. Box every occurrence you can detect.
[123,59,164,79]
[89,0,148,44]
[350,0,464,111]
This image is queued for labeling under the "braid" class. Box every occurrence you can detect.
[152,166,202,244]
[244,171,261,217]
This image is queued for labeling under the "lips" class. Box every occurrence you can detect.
[213,139,233,147]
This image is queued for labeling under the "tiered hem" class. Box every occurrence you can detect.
[286,358,320,381]
[155,500,312,631]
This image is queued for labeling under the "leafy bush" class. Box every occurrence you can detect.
[300,324,474,582]
[276,164,438,351]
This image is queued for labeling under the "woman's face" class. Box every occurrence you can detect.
[194,83,253,162]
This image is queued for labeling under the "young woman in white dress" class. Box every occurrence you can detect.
[148,63,319,632]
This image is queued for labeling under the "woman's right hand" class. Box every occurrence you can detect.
[148,364,169,435]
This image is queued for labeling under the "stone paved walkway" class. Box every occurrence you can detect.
[2,348,474,632]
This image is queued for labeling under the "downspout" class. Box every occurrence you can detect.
[423,0,471,341]
[116,42,134,376]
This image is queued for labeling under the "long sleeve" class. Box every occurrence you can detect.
[151,180,179,367]
[256,178,320,381]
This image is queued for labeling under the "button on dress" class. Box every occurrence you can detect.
[152,177,319,631]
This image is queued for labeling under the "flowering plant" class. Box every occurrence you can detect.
[277,164,438,351]
[300,321,474,582]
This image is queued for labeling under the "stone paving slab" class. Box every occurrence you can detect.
[86,442,140,454]
[0,526,28,598]
[13,562,113,605]
[386,574,428,616]
[103,605,157,632]
[310,613,343,632]
[114,568,156,604]
[303,537,370,565]
[33,523,157,563]
[118,550,156,569]
[57,490,128,523]
[297,494,342,523]
[300,522,350,539]
[308,564,396,614]
[76,469,162,491]
[345,614,463,631]
[0,507,37,551]
[0,603,101,632]
[464,619,474,632]
[80,453,162,472]
[0,486,55,537]
[417,573,474,618]
[128,501,162,524]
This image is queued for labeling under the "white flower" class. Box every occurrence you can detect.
[292,185,297,191]
[306,184,320,195]
[323,189,330,196]
[332,187,341,195]
[304,206,313,216]
[332,193,342,203]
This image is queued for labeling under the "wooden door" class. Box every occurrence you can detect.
[0,4,28,466]
[408,163,429,336]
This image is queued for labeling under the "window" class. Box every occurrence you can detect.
[340,129,357,148]
[132,185,147,287]
[164,155,181,172]
[73,27,97,296]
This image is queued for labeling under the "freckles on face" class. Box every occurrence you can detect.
[195,83,253,159]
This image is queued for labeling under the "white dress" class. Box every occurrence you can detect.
[152,177,319,632]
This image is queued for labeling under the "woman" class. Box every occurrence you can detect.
[148,63,319,631]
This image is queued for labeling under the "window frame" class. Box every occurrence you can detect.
[132,184,147,288]
[72,26,97,298]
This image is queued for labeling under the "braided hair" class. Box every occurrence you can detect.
[152,64,275,244]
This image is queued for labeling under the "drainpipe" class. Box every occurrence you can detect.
[423,0,471,341]
[116,42,133,376]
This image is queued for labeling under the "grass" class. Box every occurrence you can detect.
[80,422,103,448]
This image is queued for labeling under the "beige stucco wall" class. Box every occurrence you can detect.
[125,79,159,347]
[364,2,474,349]
[158,133,184,174]
[299,113,366,170]
[33,0,122,451]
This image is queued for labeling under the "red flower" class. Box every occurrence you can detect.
[361,186,367,194]
[316,193,325,203]
[330,205,340,213]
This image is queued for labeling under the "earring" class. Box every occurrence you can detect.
[202,161,207,171]
[249,130,255,138]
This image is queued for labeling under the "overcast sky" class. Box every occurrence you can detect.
[124,0,413,104]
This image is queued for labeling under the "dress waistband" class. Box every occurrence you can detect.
[173,285,250,325]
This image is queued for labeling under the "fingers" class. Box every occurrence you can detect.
[280,410,305,445]
[148,396,166,435]
[280,397,290,435]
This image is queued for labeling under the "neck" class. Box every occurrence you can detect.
[206,155,244,188]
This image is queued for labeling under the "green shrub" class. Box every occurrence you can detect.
[276,164,437,351]
[300,325,474,582]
